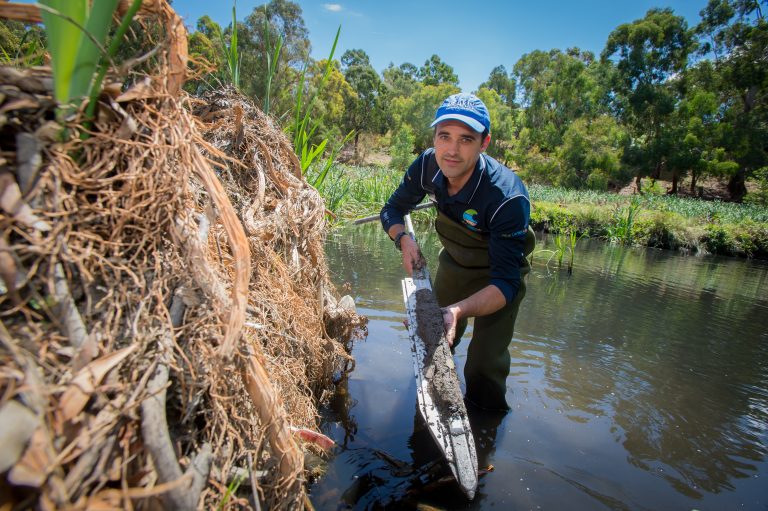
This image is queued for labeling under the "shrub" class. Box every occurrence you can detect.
[389,125,416,172]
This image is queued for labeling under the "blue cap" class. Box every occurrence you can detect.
[430,93,490,133]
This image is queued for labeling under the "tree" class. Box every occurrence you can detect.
[186,16,226,93]
[478,65,517,108]
[417,54,459,86]
[310,58,355,144]
[341,49,386,159]
[391,82,460,151]
[0,19,45,63]
[556,116,629,189]
[475,88,516,163]
[383,62,420,98]
[694,0,767,200]
[602,8,696,192]
[513,48,606,153]
[238,0,311,115]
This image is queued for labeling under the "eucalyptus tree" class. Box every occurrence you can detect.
[475,87,516,164]
[340,48,387,159]
[514,48,603,151]
[478,65,517,108]
[695,0,767,200]
[239,0,311,116]
[601,8,696,192]
[382,62,420,98]
[391,82,460,151]
[186,16,227,93]
[417,54,459,87]
[511,48,609,186]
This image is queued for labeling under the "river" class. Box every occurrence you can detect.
[309,221,768,510]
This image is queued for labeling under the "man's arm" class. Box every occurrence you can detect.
[440,195,531,345]
[381,152,433,273]
[441,285,506,346]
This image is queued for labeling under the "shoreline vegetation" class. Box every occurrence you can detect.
[330,164,768,260]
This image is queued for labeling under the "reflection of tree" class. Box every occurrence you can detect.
[516,239,768,497]
[324,221,441,308]
[322,372,358,449]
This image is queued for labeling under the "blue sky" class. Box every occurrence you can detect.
[172,0,706,92]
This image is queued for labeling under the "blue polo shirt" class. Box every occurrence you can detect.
[381,149,531,304]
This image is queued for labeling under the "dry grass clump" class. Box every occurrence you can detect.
[0,2,364,510]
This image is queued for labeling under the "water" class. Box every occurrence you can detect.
[310,222,768,510]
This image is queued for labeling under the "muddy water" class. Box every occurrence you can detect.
[311,221,768,510]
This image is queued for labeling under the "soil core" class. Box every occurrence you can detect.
[414,288,465,418]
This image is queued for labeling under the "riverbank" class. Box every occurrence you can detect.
[333,165,768,260]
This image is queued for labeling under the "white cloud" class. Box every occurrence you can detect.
[323,3,343,12]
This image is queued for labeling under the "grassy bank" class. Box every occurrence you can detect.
[327,164,768,259]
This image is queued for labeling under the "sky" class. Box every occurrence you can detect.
[171,0,707,92]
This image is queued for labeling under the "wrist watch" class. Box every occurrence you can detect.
[393,231,412,251]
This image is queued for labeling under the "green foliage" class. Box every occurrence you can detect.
[239,0,311,116]
[478,65,516,108]
[310,164,351,220]
[605,198,641,244]
[0,20,45,64]
[217,472,245,511]
[602,8,696,185]
[288,26,341,174]
[418,54,459,86]
[219,3,241,90]
[745,167,768,206]
[555,116,628,189]
[475,88,516,163]
[261,3,283,113]
[389,125,416,171]
[341,49,387,157]
[39,0,141,122]
[534,216,586,273]
[514,48,604,151]
[391,82,460,151]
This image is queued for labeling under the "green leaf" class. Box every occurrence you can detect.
[40,0,87,105]
[72,0,120,101]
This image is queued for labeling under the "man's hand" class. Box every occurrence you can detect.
[441,305,461,347]
[400,234,422,275]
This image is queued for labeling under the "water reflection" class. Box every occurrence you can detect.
[314,223,768,510]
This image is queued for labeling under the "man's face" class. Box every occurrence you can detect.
[433,120,490,183]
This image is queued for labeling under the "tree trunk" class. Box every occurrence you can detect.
[353,131,360,162]
[728,169,747,202]
[690,169,698,195]
[652,161,662,180]
[635,174,642,194]
[670,173,678,195]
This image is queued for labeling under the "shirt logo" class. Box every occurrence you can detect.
[462,209,479,231]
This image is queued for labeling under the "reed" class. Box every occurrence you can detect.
[39,0,141,123]
[606,198,641,245]
[219,2,241,90]
[261,2,281,112]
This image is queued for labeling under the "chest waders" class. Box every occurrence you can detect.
[432,211,535,411]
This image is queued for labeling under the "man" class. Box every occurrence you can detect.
[380,93,535,411]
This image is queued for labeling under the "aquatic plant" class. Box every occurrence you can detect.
[39,0,142,122]
[606,198,641,245]
[219,2,241,90]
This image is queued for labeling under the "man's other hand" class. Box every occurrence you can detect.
[441,305,460,347]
